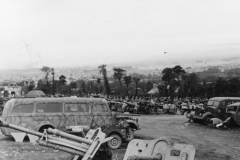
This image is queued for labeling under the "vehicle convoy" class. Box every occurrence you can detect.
[0,97,140,149]
[192,97,240,124]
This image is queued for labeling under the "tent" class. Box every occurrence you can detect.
[26,90,46,98]
[147,88,159,94]
[148,84,159,94]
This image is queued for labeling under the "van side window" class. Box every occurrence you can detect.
[64,103,89,112]
[79,104,89,112]
[36,103,63,113]
[13,104,34,113]
[92,104,108,112]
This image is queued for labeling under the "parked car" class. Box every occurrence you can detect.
[225,102,240,127]
[192,97,240,124]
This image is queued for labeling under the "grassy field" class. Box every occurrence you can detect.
[114,115,240,160]
[0,115,240,160]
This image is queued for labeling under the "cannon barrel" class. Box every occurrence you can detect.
[0,119,43,137]
[47,128,92,145]
[38,140,85,157]
[49,135,89,150]
[46,139,88,153]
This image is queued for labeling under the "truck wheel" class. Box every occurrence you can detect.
[107,134,122,149]
[125,128,134,142]
[204,116,212,125]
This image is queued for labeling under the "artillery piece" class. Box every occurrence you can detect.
[0,119,196,160]
[0,119,113,160]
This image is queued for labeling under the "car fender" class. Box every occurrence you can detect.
[125,120,140,130]
[106,129,126,139]
[202,112,214,120]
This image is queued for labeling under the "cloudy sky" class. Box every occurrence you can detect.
[0,0,240,69]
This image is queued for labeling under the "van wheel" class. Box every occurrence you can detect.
[125,128,134,142]
[39,126,54,133]
[107,134,122,149]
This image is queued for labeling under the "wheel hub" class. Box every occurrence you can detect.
[111,138,118,146]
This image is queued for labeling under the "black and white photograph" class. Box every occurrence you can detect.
[0,0,240,160]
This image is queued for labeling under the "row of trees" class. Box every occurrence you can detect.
[19,64,240,99]
[30,65,144,96]
[160,65,240,99]
[98,65,141,95]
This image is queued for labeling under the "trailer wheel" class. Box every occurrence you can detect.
[107,134,122,149]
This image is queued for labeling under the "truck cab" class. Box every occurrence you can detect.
[226,103,240,126]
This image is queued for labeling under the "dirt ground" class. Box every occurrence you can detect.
[0,115,240,160]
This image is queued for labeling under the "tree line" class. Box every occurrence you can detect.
[8,65,240,99]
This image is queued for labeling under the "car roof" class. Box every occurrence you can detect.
[228,102,240,107]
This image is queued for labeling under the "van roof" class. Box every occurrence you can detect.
[3,97,108,115]
[209,97,240,101]
[13,97,107,104]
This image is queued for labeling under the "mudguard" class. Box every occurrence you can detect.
[193,112,213,120]
[34,121,55,132]
[125,120,140,130]
[201,112,213,120]
[123,137,196,160]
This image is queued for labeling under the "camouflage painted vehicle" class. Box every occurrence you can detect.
[1,97,114,136]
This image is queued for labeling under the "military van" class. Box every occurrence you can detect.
[0,97,113,136]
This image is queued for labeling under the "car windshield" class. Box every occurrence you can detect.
[207,100,214,106]
[227,106,238,112]
[213,101,220,107]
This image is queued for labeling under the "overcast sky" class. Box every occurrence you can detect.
[0,0,240,69]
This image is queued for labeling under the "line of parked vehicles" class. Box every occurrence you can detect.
[108,98,178,115]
